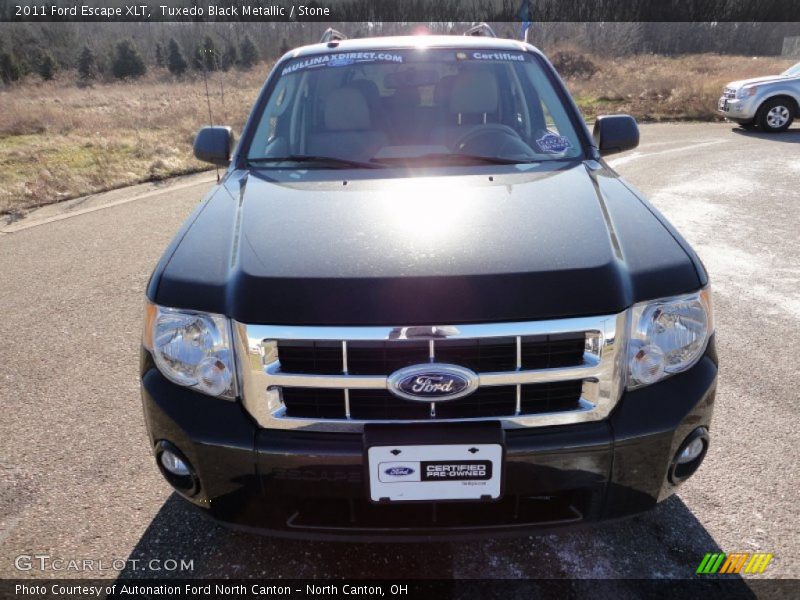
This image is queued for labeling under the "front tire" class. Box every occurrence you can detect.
[756,98,795,133]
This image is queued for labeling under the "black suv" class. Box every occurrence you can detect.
[141,31,717,540]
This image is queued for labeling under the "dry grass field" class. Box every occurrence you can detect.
[1,53,797,215]
[0,68,268,215]
[565,53,797,121]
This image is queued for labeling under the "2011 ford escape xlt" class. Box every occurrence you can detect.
[140,29,717,540]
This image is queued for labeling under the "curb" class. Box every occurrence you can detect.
[1,172,217,234]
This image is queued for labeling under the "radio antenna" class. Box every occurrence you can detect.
[199,45,220,183]
[214,48,227,126]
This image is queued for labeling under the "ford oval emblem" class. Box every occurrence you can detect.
[387,363,479,402]
[384,466,414,477]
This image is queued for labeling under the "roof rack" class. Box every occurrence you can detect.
[320,28,347,44]
[464,23,497,38]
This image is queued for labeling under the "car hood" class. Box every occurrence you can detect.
[727,75,796,88]
[151,163,704,325]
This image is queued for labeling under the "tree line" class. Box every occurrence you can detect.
[1,30,266,84]
[1,20,799,86]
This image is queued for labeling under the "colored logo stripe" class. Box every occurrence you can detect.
[719,553,749,574]
[744,553,773,574]
[697,553,725,574]
[697,553,773,575]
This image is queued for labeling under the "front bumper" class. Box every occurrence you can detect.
[140,338,718,541]
[718,94,759,121]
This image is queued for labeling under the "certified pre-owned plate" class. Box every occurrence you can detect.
[367,443,502,502]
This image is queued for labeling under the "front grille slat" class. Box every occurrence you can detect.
[520,380,584,414]
[278,340,343,375]
[349,390,430,420]
[436,337,518,372]
[345,341,429,375]
[521,333,585,370]
[280,335,585,377]
[283,383,582,421]
[282,388,346,419]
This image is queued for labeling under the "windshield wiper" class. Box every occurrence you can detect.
[378,153,543,165]
[247,155,385,169]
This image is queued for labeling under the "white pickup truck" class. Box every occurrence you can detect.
[718,61,800,132]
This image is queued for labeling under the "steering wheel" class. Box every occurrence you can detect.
[451,124,524,153]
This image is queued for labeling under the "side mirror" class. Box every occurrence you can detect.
[193,126,233,166]
[593,115,639,156]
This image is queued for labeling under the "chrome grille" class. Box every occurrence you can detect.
[723,87,737,99]
[235,313,625,433]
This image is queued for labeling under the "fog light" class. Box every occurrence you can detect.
[676,436,704,464]
[669,427,709,484]
[154,440,199,496]
[161,449,190,476]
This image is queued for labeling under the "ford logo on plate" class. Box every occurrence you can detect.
[384,466,414,477]
[387,363,479,402]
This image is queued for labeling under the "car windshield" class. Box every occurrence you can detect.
[245,47,584,168]
[782,62,800,77]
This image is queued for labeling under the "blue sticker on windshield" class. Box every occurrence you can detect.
[536,133,572,154]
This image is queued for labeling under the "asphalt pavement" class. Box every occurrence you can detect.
[1,123,798,584]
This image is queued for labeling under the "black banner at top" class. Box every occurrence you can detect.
[3,0,800,23]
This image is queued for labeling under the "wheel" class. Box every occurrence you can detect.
[756,98,795,133]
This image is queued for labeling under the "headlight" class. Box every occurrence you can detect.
[627,288,714,389]
[143,302,236,399]
[737,87,757,98]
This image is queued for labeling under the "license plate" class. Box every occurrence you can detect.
[367,443,503,502]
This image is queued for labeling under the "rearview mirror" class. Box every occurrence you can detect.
[193,126,233,166]
[593,115,639,156]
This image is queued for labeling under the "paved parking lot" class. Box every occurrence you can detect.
[1,123,798,583]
